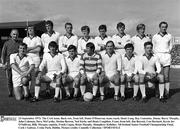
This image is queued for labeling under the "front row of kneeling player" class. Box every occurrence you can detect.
[10,41,167,103]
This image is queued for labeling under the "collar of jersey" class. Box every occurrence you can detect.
[143,53,154,60]
[17,53,27,60]
[64,33,74,39]
[136,34,146,39]
[82,36,91,42]
[158,32,168,37]
[124,53,135,60]
[45,30,55,36]
[117,33,126,38]
[105,51,116,57]
[99,35,108,40]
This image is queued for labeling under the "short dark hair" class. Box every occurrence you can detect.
[27,25,37,35]
[65,22,73,28]
[45,20,53,27]
[159,21,168,28]
[86,42,95,51]
[106,40,115,47]
[48,41,58,50]
[98,24,107,31]
[81,25,90,33]
[117,22,125,29]
[68,45,77,51]
[124,43,134,50]
[136,24,145,31]
[19,42,27,49]
[144,41,153,48]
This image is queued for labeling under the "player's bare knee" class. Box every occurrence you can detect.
[21,77,29,86]
[158,74,164,83]
[120,75,125,84]
[80,76,87,85]
[93,79,99,86]
[164,74,169,82]
[99,75,108,86]
[74,77,80,84]
[139,74,145,84]
[35,79,41,86]
[134,75,139,85]
[113,78,120,86]
[62,77,68,87]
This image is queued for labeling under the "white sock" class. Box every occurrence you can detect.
[74,88,79,96]
[99,87,104,96]
[165,82,170,94]
[80,85,86,96]
[59,88,62,100]
[23,86,28,97]
[54,87,60,98]
[35,86,40,98]
[64,87,70,96]
[120,85,125,97]
[133,85,139,97]
[139,84,146,98]
[159,83,165,98]
[114,86,120,96]
[92,85,98,96]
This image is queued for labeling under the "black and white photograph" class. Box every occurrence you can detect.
[0,0,180,128]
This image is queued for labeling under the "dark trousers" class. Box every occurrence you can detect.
[6,68,13,95]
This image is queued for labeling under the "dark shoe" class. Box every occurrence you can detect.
[142,96,148,103]
[30,96,39,102]
[53,97,60,103]
[79,96,84,101]
[24,96,30,101]
[114,95,119,101]
[8,93,13,97]
[100,95,105,101]
[64,95,71,100]
[93,95,98,101]
[155,93,159,98]
[45,90,51,97]
[121,96,125,101]
[159,97,166,103]
[164,94,170,99]
[24,94,32,101]
[133,96,139,101]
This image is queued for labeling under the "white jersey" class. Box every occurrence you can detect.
[23,36,42,58]
[65,55,81,78]
[77,37,94,54]
[94,36,111,51]
[112,34,131,55]
[58,34,78,53]
[10,53,34,76]
[10,53,34,87]
[131,35,151,56]
[137,54,161,75]
[39,52,66,75]
[41,31,60,53]
[152,33,172,53]
[101,51,121,77]
[121,54,138,76]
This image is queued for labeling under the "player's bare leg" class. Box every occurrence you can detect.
[163,66,170,99]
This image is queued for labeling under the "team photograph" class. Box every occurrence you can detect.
[0,0,180,116]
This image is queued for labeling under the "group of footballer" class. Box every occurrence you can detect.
[1,20,172,103]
